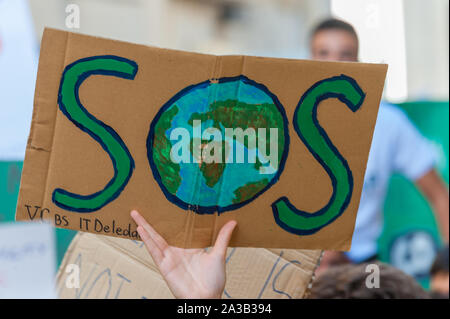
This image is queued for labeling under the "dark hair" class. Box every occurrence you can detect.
[430,244,449,276]
[311,18,359,44]
[308,262,430,299]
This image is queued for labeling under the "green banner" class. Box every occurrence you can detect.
[378,101,449,289]
[0,161,77,267]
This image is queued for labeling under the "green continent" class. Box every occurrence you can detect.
[188,99,285,163]
[232,179,269,204]
[153,105,181,194]
[200,161,226,188]
[189,138,229,188]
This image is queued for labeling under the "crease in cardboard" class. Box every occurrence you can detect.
[100,236,161,272]
[40,31,70,210]
[211,55,247,246]
[208,55,223,247]
[267,247,320,264]
[28,145,51,153]
[23,30,69,213]
[243,249,309,274]
[28,69,48,151]
[181,56,217,247]
[185,54,229,248]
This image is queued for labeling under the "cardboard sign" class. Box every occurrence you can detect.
[16,28,387,250]
[56,232,321,299]
[0,222,56,298]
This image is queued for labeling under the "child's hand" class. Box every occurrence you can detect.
[130,210,237,299]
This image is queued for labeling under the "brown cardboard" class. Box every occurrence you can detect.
[16,28,387,250]
[56,232,321,299]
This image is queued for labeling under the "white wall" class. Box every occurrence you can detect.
[403,0,449,101]
[27,0,449,101]
[331,0,409,102]
[331,0,448,102]
[28,0,330,58]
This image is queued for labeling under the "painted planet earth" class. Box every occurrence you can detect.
[147,76,288,214]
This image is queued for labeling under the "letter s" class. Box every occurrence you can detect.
[52,56,138,212]
[272,75,366,235]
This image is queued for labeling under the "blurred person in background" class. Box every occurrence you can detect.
[429,244,449,298]
[311,18,449,274]
[308,262,430,299]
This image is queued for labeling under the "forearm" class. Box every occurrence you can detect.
[416,169,449,242]
[431,193,449,242]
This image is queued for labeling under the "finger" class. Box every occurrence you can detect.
[212,220,237,258]
[131,210,169,251]
[137,225,164,266]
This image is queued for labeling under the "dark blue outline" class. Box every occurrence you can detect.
[52,55,138,213]
[147,75,290,215]
[272,74,366,235]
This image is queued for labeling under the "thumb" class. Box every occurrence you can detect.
[212,220,237,258]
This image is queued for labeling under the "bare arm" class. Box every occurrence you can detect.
[415,169,449,242]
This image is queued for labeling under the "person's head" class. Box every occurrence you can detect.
[430,245,449,298]
[308,262,430,299]
[310,18,359,62]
